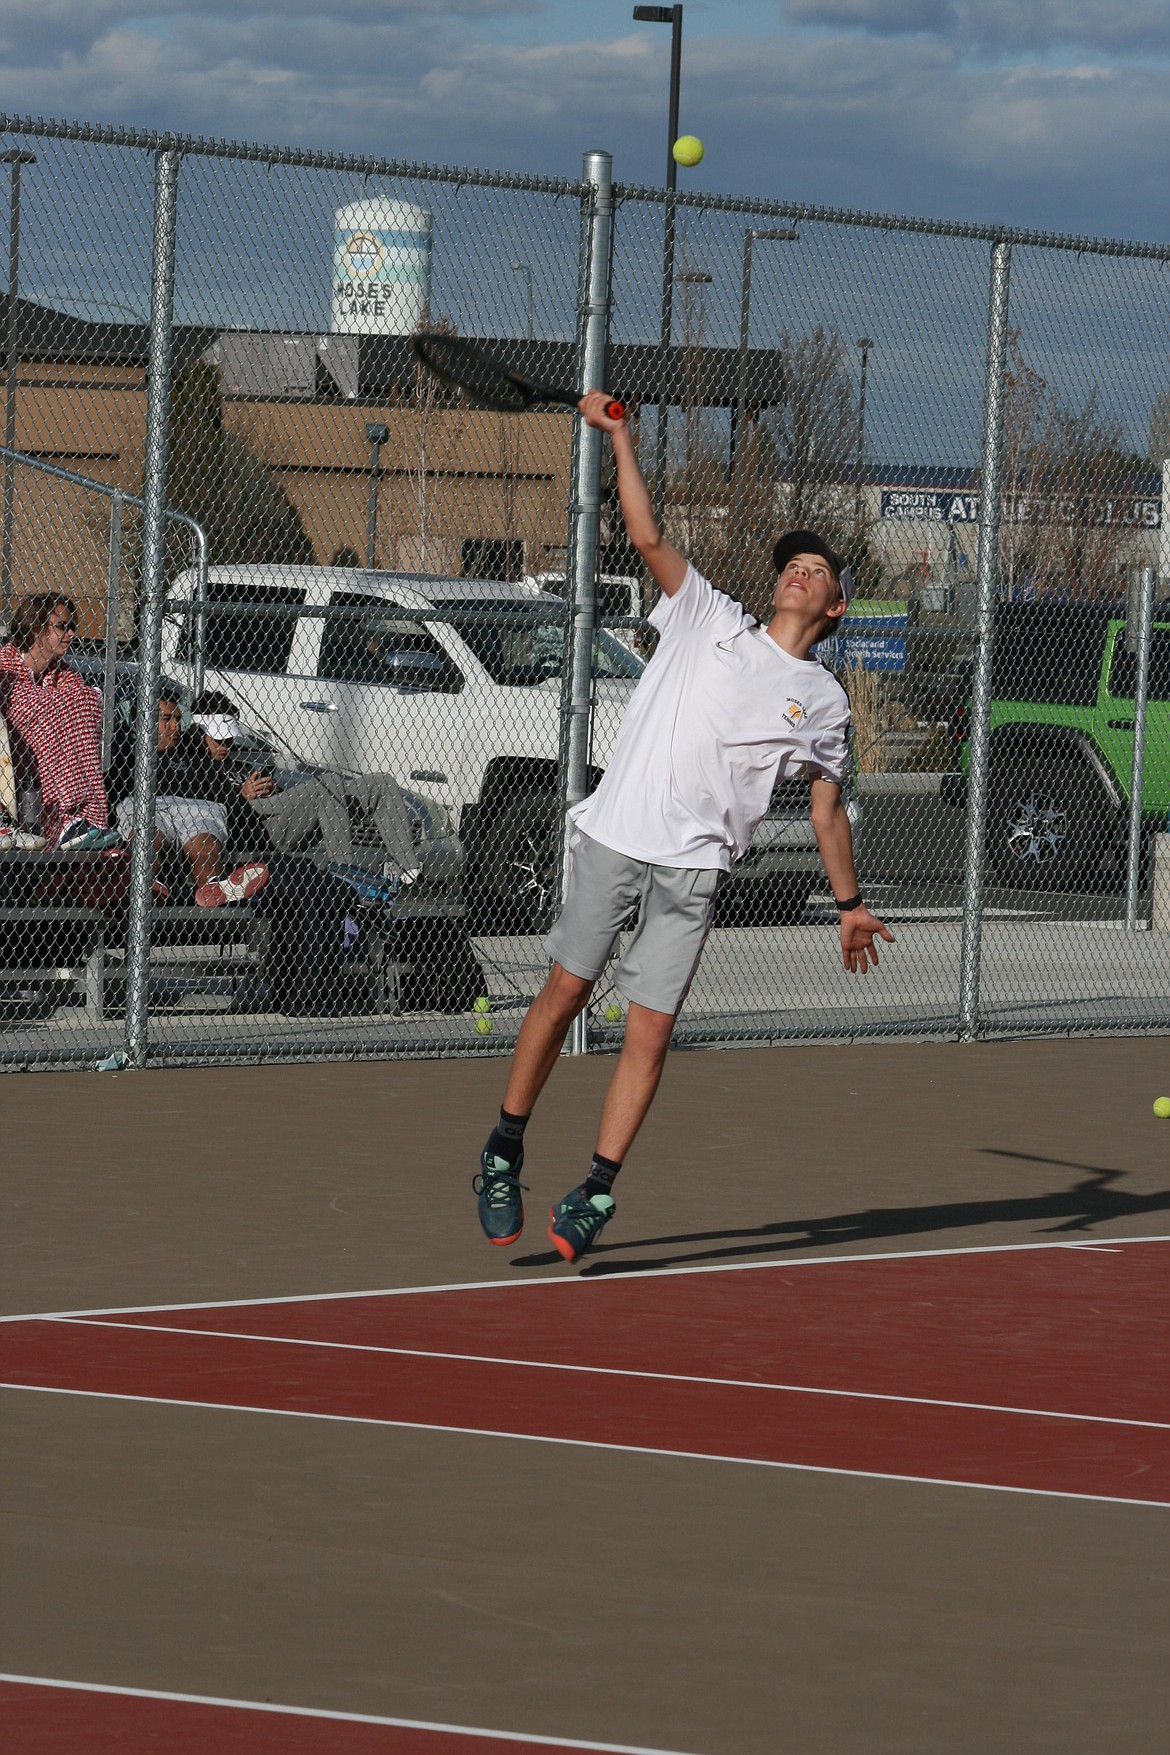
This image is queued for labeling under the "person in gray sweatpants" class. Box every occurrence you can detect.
[191,694,418,877]
[248,768,416,872]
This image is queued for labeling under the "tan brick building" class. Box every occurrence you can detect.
[2,304,575,639]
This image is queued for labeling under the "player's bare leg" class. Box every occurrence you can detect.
[595,1001,676,1162]
[549,1000,674,1264]
[503,962,594,1116]
[475,963,592,1246]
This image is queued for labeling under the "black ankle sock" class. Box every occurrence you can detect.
[584,1153,622,1199]
[485,1108,529,1166]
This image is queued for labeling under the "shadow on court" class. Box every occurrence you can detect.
[511,1158,1170,1275]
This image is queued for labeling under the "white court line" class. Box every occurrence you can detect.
[54,1317,1170,1434]
[2,1382,1166,1510]
[3,1232,1166,1325]
[0,1671,696,1753]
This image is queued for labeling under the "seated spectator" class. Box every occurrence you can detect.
[106,692,268,908]
[0,593,117,850]
[190,690,420,893]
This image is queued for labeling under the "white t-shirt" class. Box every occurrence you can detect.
[571,564,851,870]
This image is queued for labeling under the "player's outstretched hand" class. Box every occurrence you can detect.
[840,907,895,974]
[578,389,627,432]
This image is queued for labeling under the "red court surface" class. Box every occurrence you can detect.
[5,1235,1169,1752]
[0,1676,679,1754]
[4,1240,1167,1507]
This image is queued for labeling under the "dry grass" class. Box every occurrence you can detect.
[841,660,903,774]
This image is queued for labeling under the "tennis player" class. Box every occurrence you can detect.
[475,390,894,1263]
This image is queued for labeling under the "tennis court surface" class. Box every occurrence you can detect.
[3,1036,1168,1752]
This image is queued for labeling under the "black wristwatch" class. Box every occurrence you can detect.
[836,894,864,912]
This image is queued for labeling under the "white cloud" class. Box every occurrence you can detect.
[0,6,1168,241]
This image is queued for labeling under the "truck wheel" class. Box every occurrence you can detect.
[479,791,560,934]
[987,759,1113,891]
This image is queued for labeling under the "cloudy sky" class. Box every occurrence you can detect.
[2,0,1168,243]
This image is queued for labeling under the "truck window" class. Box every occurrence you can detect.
[444,600,643,685]
[990,603,1110,706]
[319,592,463,693]
[1107,628,1170,701]
[178,581,306,675]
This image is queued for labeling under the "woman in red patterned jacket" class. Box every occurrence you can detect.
[0,593,117,850]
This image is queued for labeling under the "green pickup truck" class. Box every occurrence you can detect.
[948,601,1170,889]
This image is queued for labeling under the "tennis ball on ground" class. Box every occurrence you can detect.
[605,1002,623,1023]
[475,1015,494,1037]
[1154,1096,1170,1119]
[672,135,704,168]
[473,995,491,1013]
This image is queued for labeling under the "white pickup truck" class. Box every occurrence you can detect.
[162,563,842,930]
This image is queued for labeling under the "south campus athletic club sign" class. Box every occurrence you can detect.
[880,488,1162,527]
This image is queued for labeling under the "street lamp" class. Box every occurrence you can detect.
[2,149,35,627]
[633,4,684,525]
[732,227,797,576]
[855,337,873,523]
[510,260,534,341]
[675,267,711,328]
[733,227,798,478]
[676,269,711,473]
[365,421,388,569]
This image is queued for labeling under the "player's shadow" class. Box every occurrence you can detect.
[510,1154,1170,1275]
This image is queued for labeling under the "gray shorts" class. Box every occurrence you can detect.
[545,829,723,1016]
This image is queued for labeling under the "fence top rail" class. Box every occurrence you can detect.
[0,112,588,198]
[612,180,1170,262]
[4,111,1168,260]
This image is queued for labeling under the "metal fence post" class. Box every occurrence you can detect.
[124,143,180,1068]
[958,238,1012,1040]
[101,490,122,768]
[1124,562,1155,930]
[562,148,614,1057]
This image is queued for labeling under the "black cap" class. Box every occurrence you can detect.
[772,530,853,604]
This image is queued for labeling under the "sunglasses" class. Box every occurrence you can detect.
[49,618,77,633]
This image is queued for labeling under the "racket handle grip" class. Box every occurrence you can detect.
[604,399,625,421]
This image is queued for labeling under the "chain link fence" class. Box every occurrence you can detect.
[1,114,1168,1069]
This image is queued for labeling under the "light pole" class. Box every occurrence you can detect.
[510,260,534,340]
[676,268,710,475]
[854,337,873,524]
[365,420,388,568]
[633,4,683,526]
[732,226,796,578]
[2,149,35,628]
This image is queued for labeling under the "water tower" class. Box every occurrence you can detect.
[331,198,432,335]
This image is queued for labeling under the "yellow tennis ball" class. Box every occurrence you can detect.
[672,135,704,168]
[1154,1096,1170,1119]
[473,995,491,1013]
[475,1016,494,1036]
[605,1003,623,1023]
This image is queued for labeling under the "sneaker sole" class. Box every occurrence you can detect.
[547,1209,586,1263]
[230,866,270,899]
[196,868,270,909]
[487,1225,523,1247]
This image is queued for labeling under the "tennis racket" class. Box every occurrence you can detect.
[411,332,624,420]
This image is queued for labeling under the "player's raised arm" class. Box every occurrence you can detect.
[578,391,688,597]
